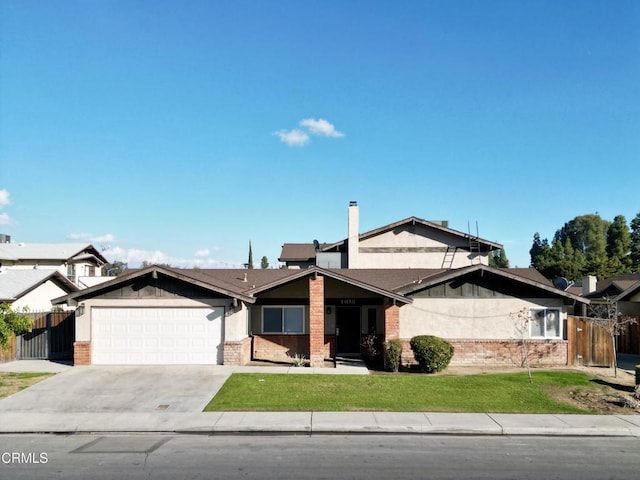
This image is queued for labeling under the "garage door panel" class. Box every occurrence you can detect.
[92,307,223,365]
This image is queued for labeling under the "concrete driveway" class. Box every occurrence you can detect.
[0,364,232,413]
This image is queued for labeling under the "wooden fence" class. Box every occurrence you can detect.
[617,318,640,355]
[567,316,614,367]
[0,311,75,362]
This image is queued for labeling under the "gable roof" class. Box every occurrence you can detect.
[0,243,108,265]
[614,279,640,302]
[245,266,411,304]
[393,264,588,303]
[53,265,256,305]
[320,216,503,253]
[0,269,79,303]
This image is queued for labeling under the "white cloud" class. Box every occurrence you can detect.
[92,233,115,243]
[274,129,310,147]
[67,232,115,243]
[194,248,210,257]
[0,213,9,225]
[300,118,345,138]
[0,190,10,208]
[102,246,243,268]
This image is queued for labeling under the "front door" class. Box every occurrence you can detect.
[336,307,361,355]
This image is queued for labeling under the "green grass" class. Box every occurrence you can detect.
[204,371,594,413]
[0,372,52,398]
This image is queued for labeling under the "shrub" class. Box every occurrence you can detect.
[409,335,454,373]
[384,339,403,373]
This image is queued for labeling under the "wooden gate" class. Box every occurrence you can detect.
[16,311,75,360]
[567,316,613,367]
[617,318,640,354]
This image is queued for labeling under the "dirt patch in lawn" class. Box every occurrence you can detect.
[436,364,640,414]
[0,372,52,399]
[544,366,640,414]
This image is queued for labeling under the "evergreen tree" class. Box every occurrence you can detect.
[260,256,269,269]
[606,215,631,273]
[247,241,254,269]
[489,248,509,268]
[630,212,640,271]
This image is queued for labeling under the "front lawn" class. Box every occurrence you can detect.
[204,371,596,413]
[0,372,52,399]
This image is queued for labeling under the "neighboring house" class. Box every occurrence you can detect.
[0,269,79,311]
[54,263,586,367]
[579,273,640,315]
[0,236,109,288]
[279,202,502,269]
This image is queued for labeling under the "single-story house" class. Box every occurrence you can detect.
[0,269,79,311]
[54,263,587,367]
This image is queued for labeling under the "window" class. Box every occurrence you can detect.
[263,306,304,334]
[530,308,561,339]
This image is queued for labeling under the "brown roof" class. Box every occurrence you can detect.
[54,264,585,306]
[278,243,318,262]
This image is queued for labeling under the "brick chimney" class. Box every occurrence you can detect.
[348,201,359,268]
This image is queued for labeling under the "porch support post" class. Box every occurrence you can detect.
[384,300,400,342]
[309,274,325,367]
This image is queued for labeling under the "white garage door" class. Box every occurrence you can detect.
[92,308,224,365]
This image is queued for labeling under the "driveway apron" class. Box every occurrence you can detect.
[0,365,231,413]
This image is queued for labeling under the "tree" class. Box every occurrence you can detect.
[630,212,640,271]
[104,261,128,276]
[247,241,254,269]
[0,303,33,350]
[489,248,509,268]
[606,215,631,274]
[140,261,171,268]
[530,233,550,270]
[260,256,269,269]
[557,214,610,278]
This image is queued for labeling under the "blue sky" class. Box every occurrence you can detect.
[1,0,638,269]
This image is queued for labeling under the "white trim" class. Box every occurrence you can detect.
[529,308,562,339]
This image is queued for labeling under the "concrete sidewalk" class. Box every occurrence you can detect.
[1,411,640,436]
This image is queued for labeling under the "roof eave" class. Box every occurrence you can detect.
[53,266,256,305]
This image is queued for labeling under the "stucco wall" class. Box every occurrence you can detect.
[400,297,567,340]
[224,302,249,341]
[12,281,70,311]
[619,300,640,316]
[356,225,488,269]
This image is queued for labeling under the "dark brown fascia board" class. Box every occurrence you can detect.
[396,264,589,303]
[614,280,640,303]
[52,265,255,305]
[246,266,411,304]
[321,217,503,252]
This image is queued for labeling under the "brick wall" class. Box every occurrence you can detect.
[309,275,325,367]
[73,341,91,366]
[223,337,252,365]
[253,335,334,363]
[400,338,568,367]
[384,303,400,341]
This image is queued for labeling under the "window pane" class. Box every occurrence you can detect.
[263,308,283,333]
[284,307,303,333]
[545,310,560,337]
[530,310,545,337]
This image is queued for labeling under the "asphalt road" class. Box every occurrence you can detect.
[1,434,639,479]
